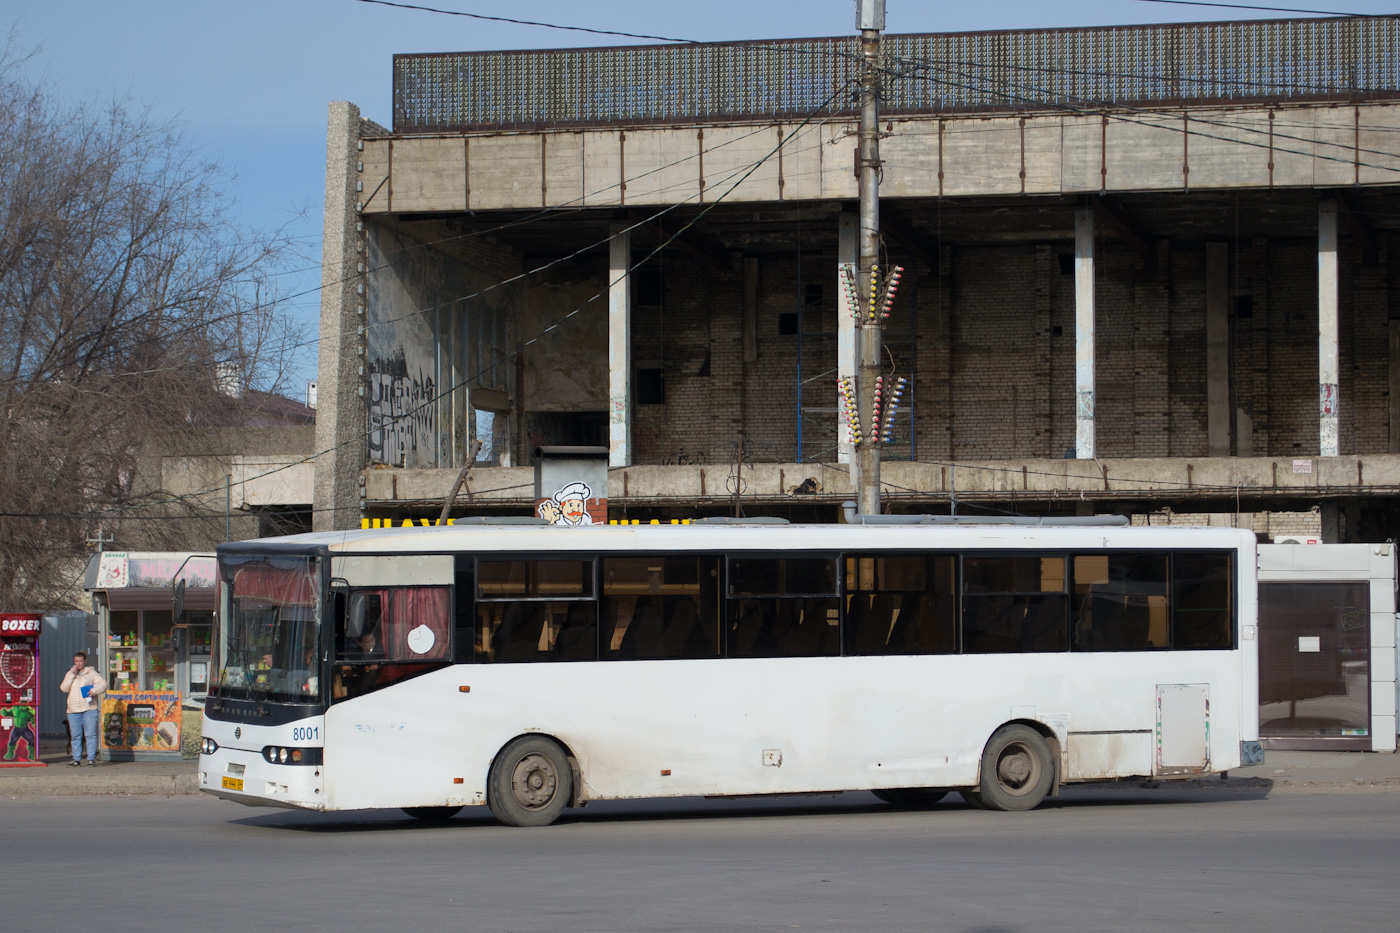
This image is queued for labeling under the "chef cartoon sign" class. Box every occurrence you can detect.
[536,482,602,526]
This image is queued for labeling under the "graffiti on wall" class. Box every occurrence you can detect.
[368,352,438,465]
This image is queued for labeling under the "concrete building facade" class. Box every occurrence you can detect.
[315,15,1400,539]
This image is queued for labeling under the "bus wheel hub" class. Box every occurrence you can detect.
[512,754,558,808]
[998,750,1032,787]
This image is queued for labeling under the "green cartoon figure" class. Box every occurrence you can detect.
[2,705,37,761]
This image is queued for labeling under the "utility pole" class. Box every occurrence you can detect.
[856,0,885,516]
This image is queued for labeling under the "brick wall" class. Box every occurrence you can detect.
[517,229,1392,469]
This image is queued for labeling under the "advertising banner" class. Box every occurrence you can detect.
[1,612,43,767]
[101,690,181,754]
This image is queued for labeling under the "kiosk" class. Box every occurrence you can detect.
[83,552,216,760]
[0,613,44,767]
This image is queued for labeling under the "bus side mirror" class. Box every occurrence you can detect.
[173,580,186,624]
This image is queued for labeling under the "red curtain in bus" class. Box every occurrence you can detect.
[367,587,451,661]
[233,566,317,607]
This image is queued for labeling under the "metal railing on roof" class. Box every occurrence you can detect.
[392,15,1400,133]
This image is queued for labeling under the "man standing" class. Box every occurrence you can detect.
[59,652,105,766]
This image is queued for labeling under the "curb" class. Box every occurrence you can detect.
[1,772,200,797]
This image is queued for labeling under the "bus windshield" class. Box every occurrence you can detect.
[214,555,322,703]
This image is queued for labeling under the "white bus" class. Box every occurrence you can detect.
[198,518,1261,825]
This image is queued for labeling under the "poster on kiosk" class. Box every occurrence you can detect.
[0,612,44,767]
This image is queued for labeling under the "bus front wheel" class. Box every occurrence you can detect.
[873,788,948,808]
[488,735,573,827]
[973,724,1054,812]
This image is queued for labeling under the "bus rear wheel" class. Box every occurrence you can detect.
[488,735,573,827]
[402,805,463,822]
[872,788,948,808]
[974,724,1054,811]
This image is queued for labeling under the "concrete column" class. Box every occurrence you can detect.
[1319,200,1340,457]
[608,223,631,467]
[313,102,368,532]
[1389,319,1400,454]
[742,258,758,365]
[1206,242,1230,457]
[1074,209,1096,459]
[837,214,857,469]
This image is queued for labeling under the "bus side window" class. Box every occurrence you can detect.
[844,555,955,656]
[962,556,1069,654]
[601,556,721,661]
[1172,553,1233,649]
[1071,554,1169,651]
[476,559,597,663]
[726,557,839,659]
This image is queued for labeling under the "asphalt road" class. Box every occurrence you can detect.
[5,785,1394,933]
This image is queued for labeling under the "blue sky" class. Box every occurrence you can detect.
[9,1,1388,391]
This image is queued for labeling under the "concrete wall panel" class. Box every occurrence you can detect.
[362,102,1400,216]
[469,135,544,210]
[777,121,828,201]
[360,138,391,213]
[1188,111,1271,190]
[882,120,942,198]
[703,124,782,203]
[1358,104,1400,185]
[621,127,703,206]
[542,132,585,208]
[1311,105,1357,188]
[1270,108,1318,188]
[582,130,624,206]
[1022,119,1062,194]
[1105,114,1182,192]
[942,117,1022,196]
[1061,115,1101,194]
[390,137,466,214]
[818,122,859,200]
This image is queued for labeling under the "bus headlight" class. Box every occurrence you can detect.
[201,738,219,755]
[262,746,322,766]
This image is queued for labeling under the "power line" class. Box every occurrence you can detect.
[349,0,698,44]
[883,56,1400,175]
[1126,0,1363,16]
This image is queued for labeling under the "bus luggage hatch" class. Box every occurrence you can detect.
[1155,684,1210,775]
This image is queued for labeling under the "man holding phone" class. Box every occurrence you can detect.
[59,651,105,766]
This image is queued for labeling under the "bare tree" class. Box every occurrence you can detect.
[0,38,307,609]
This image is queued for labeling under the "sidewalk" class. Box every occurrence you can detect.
[1228,748,1400,789]
[2,740,1397,799]
[0,739,197,798]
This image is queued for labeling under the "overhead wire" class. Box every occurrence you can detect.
[880,55,1400,175]
[1126,0,1363,16]
[349,0,699,44]
[24,10,1400,528]
[889,53,1400,166]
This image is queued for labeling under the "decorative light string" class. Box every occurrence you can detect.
[838,376,862,445]
[880,376,907,443]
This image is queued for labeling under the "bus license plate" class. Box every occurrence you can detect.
[222,776,244,791]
